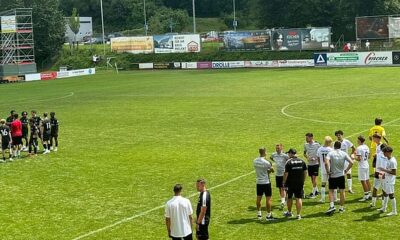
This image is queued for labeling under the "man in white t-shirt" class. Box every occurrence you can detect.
[335,130,356,193]
[316,136,333,203]
[165,184,193,240]
[270,143,289,208]
[371,139,388,207]
[254,147,275,220]
[355,136,371,202]
[325,141,354,215]
[378,146,397,216]
[304,133,321,198]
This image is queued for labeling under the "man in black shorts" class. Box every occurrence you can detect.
[0,119,13,162]
[50,112,59,151]
[196,178,211,240]
[41,112,51,154]
[283,148,307,220]
[20,111,29,151]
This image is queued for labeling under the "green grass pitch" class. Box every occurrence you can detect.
[0,67,399,239]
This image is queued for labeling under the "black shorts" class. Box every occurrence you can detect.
[308,165,319,177]
[1,140,10,150]
[171,233,192,240]
[256,184,272,197]
[196,224,209,240]
[287,186,303,199]
[51,131,58,137]
[22,128,28,138]
[275,176,284,188]
[12,136,22,145]
[43,133,51,141]
[329,176,346,190]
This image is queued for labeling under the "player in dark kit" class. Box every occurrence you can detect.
[196,179,211,240]
[50,112,59,151]
[0,119,13,161]
[20,111,29,151]
[28,118,39,156]
[6,110,15,126]
[31,110,42,151]
[41,112,51,154]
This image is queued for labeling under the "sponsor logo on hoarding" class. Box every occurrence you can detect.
[187,41,199,52]
[41,72,57,80]
[392,52,400,64]
[364,52,389,65]
[212,62,230,68]
[314,53,327,66]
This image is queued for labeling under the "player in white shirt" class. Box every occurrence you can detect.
[355,136,371,202]
[316,136,333,203]
[270,143,289,208]
[165,184,193,240]
[371,136,388,207]
[335,130,356,193]
[304,133,321,198]
[254,147,275,220]
[378,146,397,216]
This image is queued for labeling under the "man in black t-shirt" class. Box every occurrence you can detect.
[41,112,51,154]
[20,111,29,151]
[6,110,15,126]
[0,119,13,161]
[50,112,59,151]
[283,148,307,220]
[196,178,211,240]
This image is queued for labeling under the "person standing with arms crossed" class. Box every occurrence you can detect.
[165,184,193,240]
[196,178,211,240]
[283,148,307,220]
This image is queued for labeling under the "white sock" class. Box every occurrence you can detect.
[347,179,352,190]
[383,197,389,210]
[391,198,397,213]
[372,197,377,205]
[267,212,271,217]
[321,187,326,199]
[334,189,338,200]
[257,210,261,216]
[330,202,334,208]
[281,197,285,203]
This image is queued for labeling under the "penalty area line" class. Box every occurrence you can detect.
[71,170,255,240]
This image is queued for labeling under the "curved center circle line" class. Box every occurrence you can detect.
[281,92,400,126]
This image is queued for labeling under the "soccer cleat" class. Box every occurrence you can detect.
[386,212,397,216]
[43,150,50,155]
[283,211,293,217]
[279,202,285,210]
[377,208,386,213]
[348,189,354,194]
[370,202,376,207]
[266,215,276,221]
[50,146,54,151]
[315,191,319,196]
[319,199,325,203]
[296,215,302,220]
[54,147,58,152]
[0,159,5,163]
[9,158,13,162]
[325,207,336,215]
[257,214,262,220]
[339,208,345,213]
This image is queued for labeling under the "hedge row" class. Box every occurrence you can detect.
[54,47,314,71]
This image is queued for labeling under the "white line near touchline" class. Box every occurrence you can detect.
[71,171,255,240]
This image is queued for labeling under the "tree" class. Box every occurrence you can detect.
[148,7,190,34]
[69,8,80,49]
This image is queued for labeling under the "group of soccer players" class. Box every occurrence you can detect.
[254,117,397,220]
[0,110,59,161]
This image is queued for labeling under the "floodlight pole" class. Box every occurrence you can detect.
[100,0,106,56]
[144,0,148,35]
[233,0,236,31]
[192,0,196,33]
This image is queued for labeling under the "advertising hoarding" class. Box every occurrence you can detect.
[301,28,331,50]
[197,62,212,69]
[389,17,400,39]
[393,52,400,64]
[318,52,392,66]
[272,28,330,51]
[1,16,16,33]
[356,16,389,39]
[212,61,245,69]
[182,62,198,69]
[111,37,154,54]
[153,34,201,53]
[271,29,302,51]
[223,31,271,51]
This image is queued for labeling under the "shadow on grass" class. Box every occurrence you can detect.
[352,206,374,213]
[353,212,381,222]
[303,211,330,219]
[227,216,293,225]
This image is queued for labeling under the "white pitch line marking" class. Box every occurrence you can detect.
[281,92,400,126]
[72,171,255,240]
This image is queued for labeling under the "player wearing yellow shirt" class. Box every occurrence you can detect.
[368,118,389,157]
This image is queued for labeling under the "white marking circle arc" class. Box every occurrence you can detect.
[281,92,400,126]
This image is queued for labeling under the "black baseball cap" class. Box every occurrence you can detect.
[286,148,297,154]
